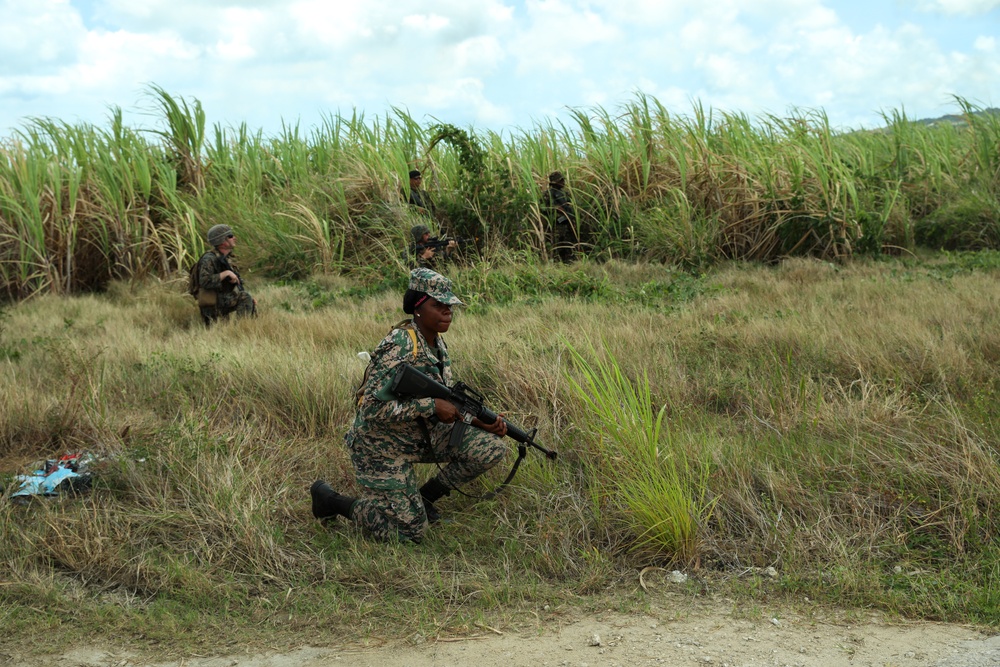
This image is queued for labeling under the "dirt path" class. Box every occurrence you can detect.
[7,598,997,667]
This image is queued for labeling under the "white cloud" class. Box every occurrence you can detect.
[910,0,1000,15]
[419,77,512,125]
[511,0,622,75]
[759,11,1000,128]
[453,35,505,72]
[974,35,997,50]
[584,0,686,24]
[402,13,451,31]
[697,54,752,91]
[0,0,87,73]
[289,1,375,48]
[75,29,197,88]
[211,8,269,62]
[0,0,997,137]
[679,13,762,55]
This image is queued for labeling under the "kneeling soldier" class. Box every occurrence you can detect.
[195,224,257,326]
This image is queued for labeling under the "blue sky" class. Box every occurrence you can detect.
[0,0,997,139]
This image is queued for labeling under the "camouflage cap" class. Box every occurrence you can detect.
[207,224,233,246]
[411,224,430,243]
[408,268,464,306]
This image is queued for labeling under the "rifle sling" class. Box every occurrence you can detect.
[480,443,528,501]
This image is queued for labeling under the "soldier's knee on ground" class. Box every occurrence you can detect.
[373,512,427,543]
[200,306,219,327]
[352,489,428,543]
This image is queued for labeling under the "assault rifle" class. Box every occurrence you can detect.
[416,236,469,252]
[391,364,557,496]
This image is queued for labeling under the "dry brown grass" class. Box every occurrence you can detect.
[2,254,1000,649]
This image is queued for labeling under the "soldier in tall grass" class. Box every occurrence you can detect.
[540,171,579,262]
[405,169,436,216]
[195,224,257,326]
[311,268,507,543]
[410,224,458,271]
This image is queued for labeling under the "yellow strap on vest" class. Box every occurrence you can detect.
[405,327,419,359]
[356,324,419,408]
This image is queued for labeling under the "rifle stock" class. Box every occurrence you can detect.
[391,364,452,400]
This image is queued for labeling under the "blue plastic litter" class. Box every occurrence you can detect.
[8,453,94,501]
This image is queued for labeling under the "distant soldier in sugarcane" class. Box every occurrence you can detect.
[311,268,508,543]
[405,169,436,217]
[540,171,579,262]
[192,224,257,326]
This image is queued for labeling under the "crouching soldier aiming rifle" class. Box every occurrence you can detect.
[410,224,468,270]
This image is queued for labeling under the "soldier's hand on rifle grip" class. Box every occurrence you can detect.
[473,414,507,437]
[220,270,240,284]
[434,398,460,423]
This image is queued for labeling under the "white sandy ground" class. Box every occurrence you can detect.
[5,592,999,667]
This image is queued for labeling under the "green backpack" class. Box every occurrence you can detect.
[186,255,217,306]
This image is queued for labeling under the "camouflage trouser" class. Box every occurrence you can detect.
[201,291,256,326]
[347,423,506,543]
[552,222,578,262]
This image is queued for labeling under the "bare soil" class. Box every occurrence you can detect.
[6,593,997,667]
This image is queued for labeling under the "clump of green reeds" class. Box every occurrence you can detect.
[564,342,715,565]
[0,107,196,299]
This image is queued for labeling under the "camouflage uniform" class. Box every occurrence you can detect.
[192,223,256,325]
[540,174,578,262]
[342,270,505,543]
[405,166,435,217]
[412,248,439,271]
[196,249,255,325]
[408,188,436,215]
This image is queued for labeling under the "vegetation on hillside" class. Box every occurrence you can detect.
[1,89,998,300]
[3,90,1000,648]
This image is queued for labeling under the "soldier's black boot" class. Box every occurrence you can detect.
[311,480,355,520]
[419,478,451,524]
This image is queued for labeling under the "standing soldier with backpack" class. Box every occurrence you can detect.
[190,224,257,326]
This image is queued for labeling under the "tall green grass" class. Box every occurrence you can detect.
[0,108,195,298]
[565,342,715,564]
[2,88,998,300]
